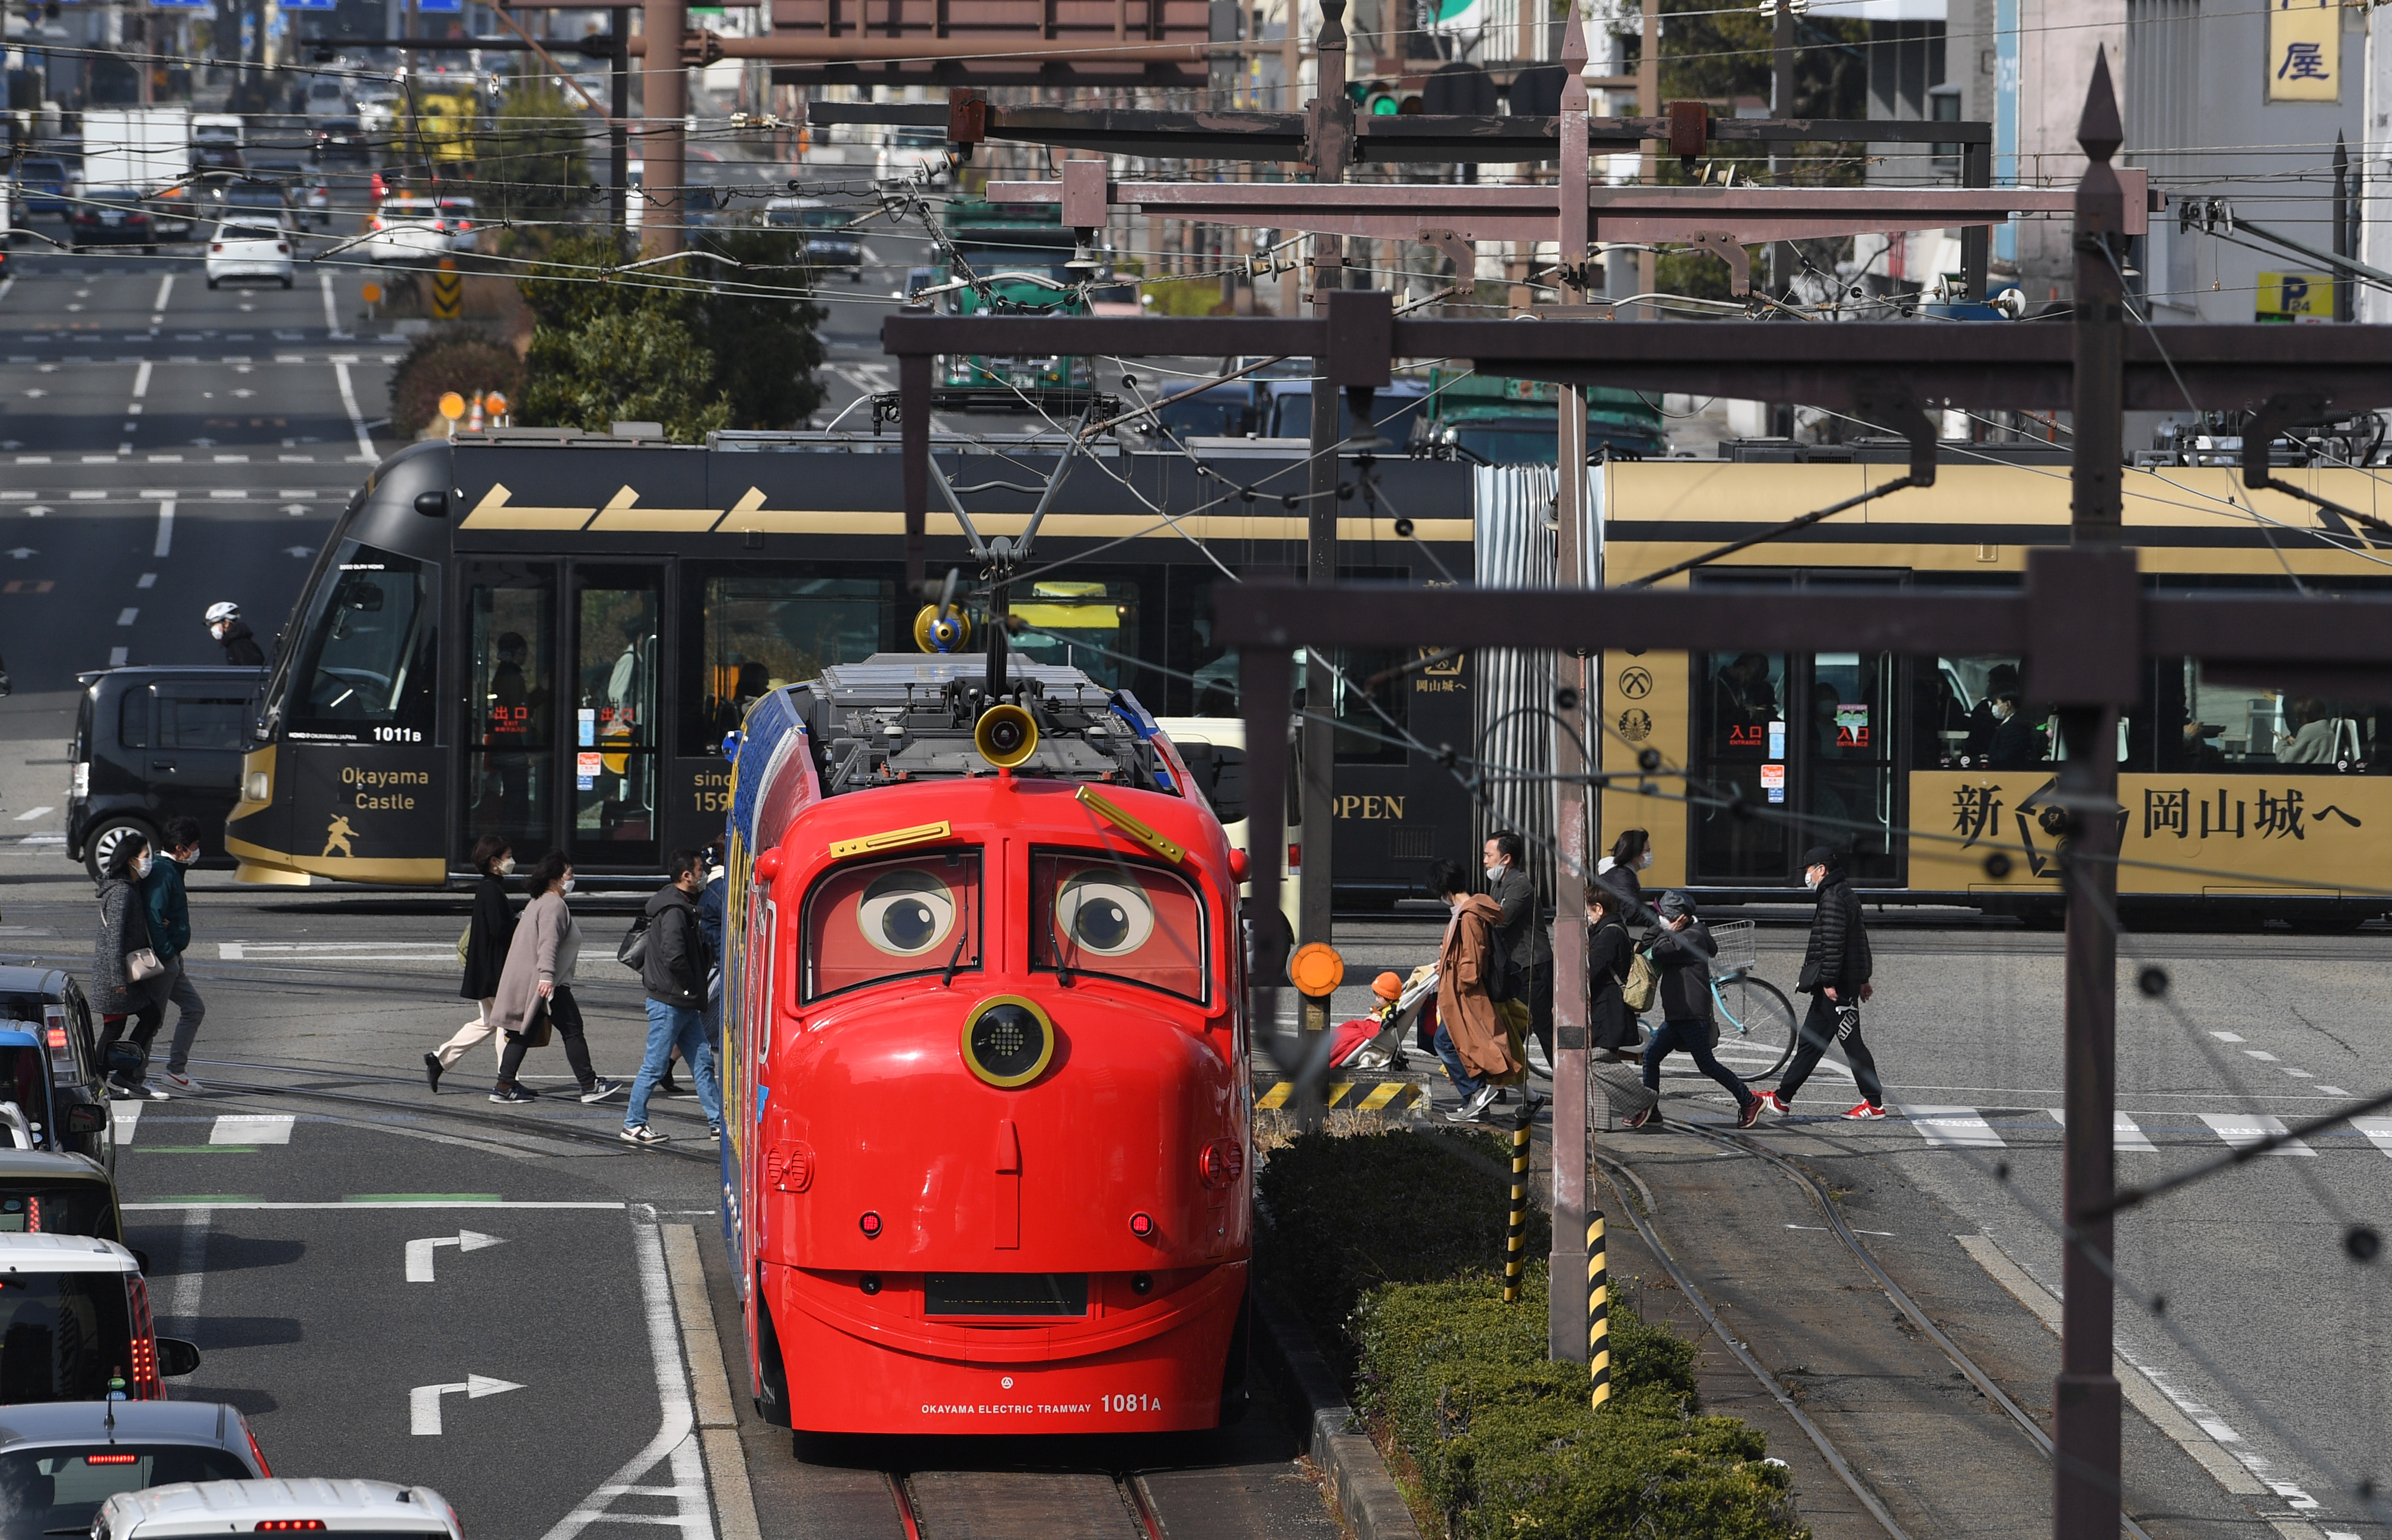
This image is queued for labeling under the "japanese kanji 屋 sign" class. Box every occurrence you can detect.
[2268,0,2340,103]
[1913,773,2387,895]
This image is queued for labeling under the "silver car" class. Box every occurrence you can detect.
[0,1401,268,1538]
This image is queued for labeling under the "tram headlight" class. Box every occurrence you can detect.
[961,995,1055,1089]
[245,771,270,803]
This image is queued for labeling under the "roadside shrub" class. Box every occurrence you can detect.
[1258,1128,1805,1539]
[389,333,524,435]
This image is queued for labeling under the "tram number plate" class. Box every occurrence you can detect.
[1101,1394,1162,1413]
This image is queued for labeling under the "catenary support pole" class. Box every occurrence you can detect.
[1299,0,1352,971]
[641,0,688,258]
[611,6,631,235]
[1548,1,1593,1370]
[2053,48,2127,1540]
[900,342,931,591]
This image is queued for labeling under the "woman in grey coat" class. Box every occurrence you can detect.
[93,833,171,1099]
[487,850,621,1106]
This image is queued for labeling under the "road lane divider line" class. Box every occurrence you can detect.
[320,271,341,337]
[132,360,151,400]
[665,1225,762,1540]
[1957,1233,2276,1501]
[152,499,174,558]
[151,273,173,322]
[537,1220,713,1540]
[162,1206,211,1350]
[334,362,376,463]
[111,1103,142,1146]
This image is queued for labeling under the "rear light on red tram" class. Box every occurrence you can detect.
[859,1211,882,1238]
[1128,1211,1156,1238]
[1198,1139,1245,1188]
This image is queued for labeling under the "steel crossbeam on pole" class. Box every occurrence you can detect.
[808,100,1992,164]
[984,175,2148,248]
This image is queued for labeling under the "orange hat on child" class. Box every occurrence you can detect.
[1372,971,1404,1001]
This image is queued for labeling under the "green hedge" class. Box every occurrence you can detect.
[1258,1130,1805,1540]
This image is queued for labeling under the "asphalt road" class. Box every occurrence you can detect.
[0,244,398,695]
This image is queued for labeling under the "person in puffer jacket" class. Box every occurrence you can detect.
[1762,844,1887,1121]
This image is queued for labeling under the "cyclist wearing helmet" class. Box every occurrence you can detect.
[206,602,265,667]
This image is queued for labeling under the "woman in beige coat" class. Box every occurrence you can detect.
[488,850,622,1106]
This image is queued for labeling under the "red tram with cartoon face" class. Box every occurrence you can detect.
[716,650,1253,1435]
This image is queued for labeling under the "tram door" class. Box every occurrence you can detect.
[461,561,663,872]
[569,566,664,871]
[1690,648,1900,884]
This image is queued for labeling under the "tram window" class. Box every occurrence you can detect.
[1292,650,1408,766]
[1011,581,1140,692]
[1030,850,1207,1003]
[1927,656,2051,770]
[683,569,892,755]
[802,849,983,1002]
[2176,662,2377,773]
[286,546,435,739]
[467,570,558,865]
[157,695,248,751]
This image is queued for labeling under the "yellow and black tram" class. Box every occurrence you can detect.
[224,430,1475,896]
[1596,449,2392,927]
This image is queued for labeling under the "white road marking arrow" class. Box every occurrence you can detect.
[283,546,314,557]
[5,549,32,560]
[409,1373,523,1435]
[404,1229,505,1283]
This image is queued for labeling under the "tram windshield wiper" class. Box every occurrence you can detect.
[940,927,969,987]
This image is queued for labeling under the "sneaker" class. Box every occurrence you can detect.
[621,1123,671,1146]
[708,1125,724,1140]
[104,1082,141,1101]
[489,1085,538,1105]
[579,1079,626,1105]
[1760,1091,1790,1117]
[1736,1098,1764,1130]
[424,1052,444,1093]
[159,1070,202,1095]
[1625,1104,1662,1130]
[136,1081,172,1102]
[1844,1101,1887,1121]
[1444,1085,1499,1124]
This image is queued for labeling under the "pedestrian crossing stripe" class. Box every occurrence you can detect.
[1872,1105,2375,1156]
[1252,1080,1423,1112]
[113,1111,297,1149]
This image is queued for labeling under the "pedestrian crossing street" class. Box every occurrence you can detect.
[1889,1104,2392,1158]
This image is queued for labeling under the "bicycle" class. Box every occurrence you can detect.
[1702,920,1800,1080]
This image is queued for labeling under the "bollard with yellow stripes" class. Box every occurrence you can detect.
[1588,1209,1612,1408]
[1503,1106,1530,1303]
[1252,1079,1421,1113]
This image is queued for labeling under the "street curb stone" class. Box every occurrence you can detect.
[1252,1286,1424,1540]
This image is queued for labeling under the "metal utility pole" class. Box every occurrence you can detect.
[1634,0,1657,310]
[1769,0,1796,303]
[611,5,631,234]
[640,0,687,258]
[1547,3,1593,1370]
[2334,131,2352,323]
[2052,48,2126,1540]
[1298,0,1353,974]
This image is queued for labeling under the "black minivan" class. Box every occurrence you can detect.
[66,667,263,882]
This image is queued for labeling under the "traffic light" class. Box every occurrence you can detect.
[1347,80,1421,116]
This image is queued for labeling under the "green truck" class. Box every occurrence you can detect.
[935,199,1095,404]
[1413,369,1666,463]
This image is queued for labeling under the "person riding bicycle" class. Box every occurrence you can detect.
[205,602,266,667]
[1762,844,1887,1121]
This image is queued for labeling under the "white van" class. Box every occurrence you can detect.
[97,1478,462,1538]
[0,1233,200,1403]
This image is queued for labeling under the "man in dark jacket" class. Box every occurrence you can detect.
[142,816,206,1095]
[623,849,724,1145]
[1626,892,1762,1130]
[1763,844,1887,1120]
[1483,832,1554,1073]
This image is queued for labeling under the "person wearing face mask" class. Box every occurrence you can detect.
[1482,832,1554,1075]
[1427,856,1524,1123]
[1594,828,1655,926]
[1760,844,1885,1121]
[93,833,173,1100]
[1986,692,2037,769]
[142,816,209,1094]
[1624,891,1763,1130]
[486,850,623,1107]
[203,602,266,667]
[427,836,518,1092]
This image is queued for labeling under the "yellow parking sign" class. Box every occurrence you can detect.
[2257,271,2334,323]
[2267,0,2339,103]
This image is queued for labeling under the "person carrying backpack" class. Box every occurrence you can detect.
[1625,892,1763,1131]
[622,849,724,1146]
[1761,846,1887,1121]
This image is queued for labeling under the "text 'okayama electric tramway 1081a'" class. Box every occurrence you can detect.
[713,586,1254,1435]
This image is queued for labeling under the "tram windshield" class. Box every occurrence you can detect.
[684,571,891,753]
[802,850,984,1002]
[1009,582,1137,690]
[284,544,436,742]
[1029,851,1206,1003]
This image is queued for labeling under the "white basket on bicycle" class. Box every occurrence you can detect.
[1707,919,1758,979]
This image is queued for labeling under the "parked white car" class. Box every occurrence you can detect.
[205,221,294,289]
[356,196,455,264]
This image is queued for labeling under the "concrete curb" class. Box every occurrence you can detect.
[1251,1287,1424,1540]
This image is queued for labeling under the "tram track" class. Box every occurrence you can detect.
[879,1463,1219,1540]
[1596,1123,2156,1540]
